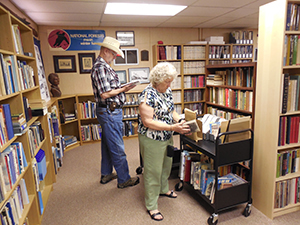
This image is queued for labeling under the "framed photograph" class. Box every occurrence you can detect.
[114,49,138,66]
[115,70,127,84]
[53,55,76,73]
[128,67,150,84]
[78,53,95,74]
[116,31,135,46]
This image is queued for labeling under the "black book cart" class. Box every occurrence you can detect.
[176,129,254,225]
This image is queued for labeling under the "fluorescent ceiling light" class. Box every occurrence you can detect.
[105,3,187,16]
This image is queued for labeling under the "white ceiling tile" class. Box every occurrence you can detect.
[105,0,195,5]
[192,0,256,8]
[177,6,235,17]
[27,12,101,22]
[37,20,101,26]
[11,0,105,13]
[243,0,275,8]
[100,21,161,27]
[101,15,171,23]
[166,16,214,23]
[220,7,258,18]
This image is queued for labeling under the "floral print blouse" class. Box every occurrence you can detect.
[138,84,174,141]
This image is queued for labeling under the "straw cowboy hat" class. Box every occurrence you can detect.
[93,36,124,58]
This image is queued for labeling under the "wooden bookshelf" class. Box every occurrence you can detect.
[253,0,300,219]
[0,5,56,224]
[205,62,257,129]
[153,43,255,117]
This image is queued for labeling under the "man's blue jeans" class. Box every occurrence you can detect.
[96,107,130,184]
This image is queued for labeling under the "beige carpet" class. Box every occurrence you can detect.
[41,137,300,225]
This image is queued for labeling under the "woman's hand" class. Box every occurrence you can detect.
[172,120,192,135]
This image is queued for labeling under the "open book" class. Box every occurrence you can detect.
[183,119,200,133]
[121,80,141,88]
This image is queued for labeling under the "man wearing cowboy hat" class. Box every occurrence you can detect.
[91,36,139,188]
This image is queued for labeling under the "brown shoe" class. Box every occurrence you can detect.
[117,177,140,189]
[100,172,117,184]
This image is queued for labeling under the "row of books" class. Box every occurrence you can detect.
[207,106,247,120]
[125,94,138,105]
[227,67,254,88]
[274,177,300,209]
[183,89,203,102]
[206,74,224,86]
[11,24,24,55]
[207,68,254,88]
[81,124,101,142]
[180,151,247,204]
[207,87,254,112]
[158,45,181,60]
[278,115,300,146]
[174,104,182,115]
[229,30,254,44]
[183,61,205,74]
[231,45,253,59]
[208,60,230,65]
[123,120,138,137]
[12,113,27,135]
[170,75,181,89]
[281,74,300,114]
[183,103,203,115]
[79,101,96,119]
[208,45,230,59]
[28,121,45,158]
[0,53,35,97]
[0,104,14,147]
[206,68,253,87]
[183,46,206,59]
[172,91,181,104]
[63,135,78,147]
[123,107,138,119]
[52,135,65,172]
[0,179,29,225]
[283,35,300,66]
[183,75,205,88]
[277,149,300,178]
[232,59,252,64]
[0,142,28,200]
[286,3,300,31]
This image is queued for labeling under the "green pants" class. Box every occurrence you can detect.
[138,134,173,211]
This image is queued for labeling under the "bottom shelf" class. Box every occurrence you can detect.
[273,202,300,218]
[19,194,35,225]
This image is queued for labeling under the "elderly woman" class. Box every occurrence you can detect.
[138,62,191,221]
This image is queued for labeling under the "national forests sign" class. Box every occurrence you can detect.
[48,29,105,51]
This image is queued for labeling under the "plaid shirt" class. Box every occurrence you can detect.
[91,56,125,106]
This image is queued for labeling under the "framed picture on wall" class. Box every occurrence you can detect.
[128,67,150,84]
[114,49,138,65]
[116,31,135,46]
[115,70,127,84]
[78,53,95,74]
[53,55,76,73]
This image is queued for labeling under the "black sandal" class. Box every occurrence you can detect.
[159,190,177,198]
[147,210,164,221]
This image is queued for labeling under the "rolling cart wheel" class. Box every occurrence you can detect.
[175,181,184,192]
[136,166,143,174]
[243,204,251,217]
[207,215,218,225]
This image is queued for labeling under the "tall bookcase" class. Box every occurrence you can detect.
[253,0,300,219]
[0,5,56,224]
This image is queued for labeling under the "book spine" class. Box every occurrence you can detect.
[282,74,289,114]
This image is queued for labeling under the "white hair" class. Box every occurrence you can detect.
[149,62,179,86]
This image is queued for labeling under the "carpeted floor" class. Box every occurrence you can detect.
[41,137,300,225]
